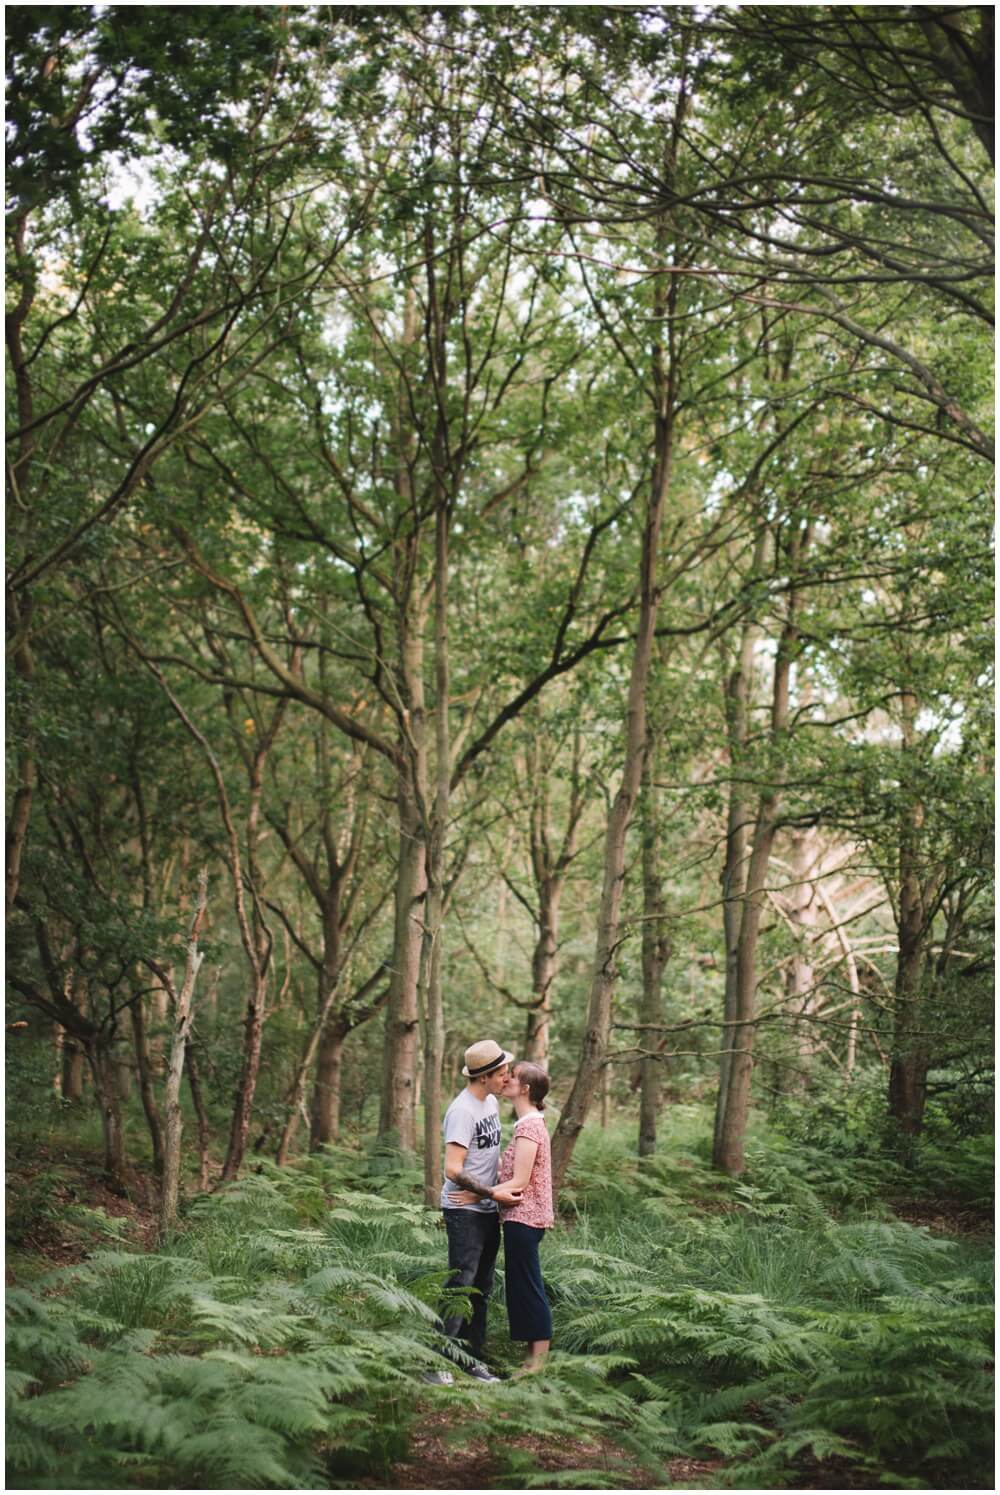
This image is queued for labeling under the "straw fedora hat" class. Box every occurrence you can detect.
[461,1039,514,1079]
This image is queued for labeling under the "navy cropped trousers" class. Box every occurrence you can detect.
[502,1221,552,1342]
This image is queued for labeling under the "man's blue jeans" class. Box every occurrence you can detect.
[441,1208,500,1359]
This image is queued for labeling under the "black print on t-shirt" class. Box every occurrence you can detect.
[474,1117,501,1150]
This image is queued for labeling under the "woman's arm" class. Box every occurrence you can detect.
[506,1134,539,1191]
[444,1142,522,1205]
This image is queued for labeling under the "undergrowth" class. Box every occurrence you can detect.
[6,1110,994,1490]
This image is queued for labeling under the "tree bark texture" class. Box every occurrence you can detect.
[379,772,427,1152]
[550,400,676,1195]
[131,988,164,1175]
[186,1042,212,1193]
[421,472,451,1205]
[713,521,811,1175]
[309,887,344,1149]
[713,529,766,1161]
[86,1040,128,1194]
[159,869,208,1239]
[638,739,671,1157]
[523,730,583,1066]
[888,692,930,1137]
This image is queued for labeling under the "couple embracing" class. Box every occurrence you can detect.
[431,1039,554,1384]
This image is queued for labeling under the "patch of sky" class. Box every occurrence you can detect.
[703,468,733,515]
[916,700,967,754]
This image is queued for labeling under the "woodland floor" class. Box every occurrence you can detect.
[6,1147,993,1490]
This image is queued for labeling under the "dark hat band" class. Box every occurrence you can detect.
[467,1055,505,1077]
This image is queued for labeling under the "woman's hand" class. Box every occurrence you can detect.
[490,1182,524,1207]
[448,1189,479,1205]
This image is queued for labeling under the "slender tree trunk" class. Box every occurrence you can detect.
[888,692,930,1138]
[713,523,810,1175]
[60,976,86,1101]
[377,289,427,1155]
[786,827,820,1076]
[52,1022,63,1096]
[315,1024,345,1146]
[114,1043,133,1101]
[186,1042,212,1192]
[715,805,780,1174]
[421,486,450,1205]
[5,731,34,921]
[638,740,671,1157]
[551,373,676,1195]
[281,1002,349,1166]
[310,1011,346,1149]
[494,821,515,986]
[421,882,446,1201]
[6,224,38,922]
[309,896,344,1149]
[524,887,558,1063]
[86,1041,128,1194]
[62,1040,86,1100]
[159,870,208,1239]
[5,608,35,923]
[814,880,862,1075]
[379,772,427,1151]
[131,994,164,1174]
[713,532,766,1160]
[221,970,268,1182]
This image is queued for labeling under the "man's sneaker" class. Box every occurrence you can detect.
[461,1362,502,1383]
[420,1368,455,1385]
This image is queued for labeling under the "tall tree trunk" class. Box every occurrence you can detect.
[186,1042,212,1192]
[62,1039,85,1101]
[159,870,208,1239]
[713,529,767,1160]
[378,301,428,1152]
[814,879,863,1076]
[281,1001,350,1167]
[86,1040,128,1194]
[638,739,671,1157]
[5,666,35,920]
[524,886,558,1063]
[131,987,164,1174]
[421,476,451,1205]
[221,969,268,1182]
[551,348,677,1195]
[713,522,811,1175]
[523,729,583,1067]
[220,711,281,1181]
[888,692,930,1138]
[309,890,344,1149]
[379,772,427,1151]
[140,659,276,1184]
[785,827,820,1076]
[310,1009,346,1149]
[60,970,86,1102]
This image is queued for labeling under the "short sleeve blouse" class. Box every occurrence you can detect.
[497,1112,554,1229]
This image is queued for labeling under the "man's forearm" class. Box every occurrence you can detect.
[451,1169,494,1197]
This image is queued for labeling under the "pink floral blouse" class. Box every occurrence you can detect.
[497,1111,554,1229]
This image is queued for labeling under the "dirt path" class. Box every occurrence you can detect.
[355,1411,722,1489]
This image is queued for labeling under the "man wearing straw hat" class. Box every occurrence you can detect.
[428,1038,522,1384]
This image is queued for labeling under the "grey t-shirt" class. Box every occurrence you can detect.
[439,1088,501,1212]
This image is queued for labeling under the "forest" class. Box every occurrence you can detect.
[5,5,994,1491]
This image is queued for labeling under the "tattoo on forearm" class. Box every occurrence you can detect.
[454,1170,491,1196]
